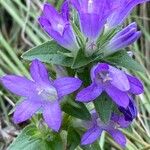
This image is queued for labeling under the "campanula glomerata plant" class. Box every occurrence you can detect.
[1,0,149,149]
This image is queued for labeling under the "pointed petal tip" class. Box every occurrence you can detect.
[76,83,102,103]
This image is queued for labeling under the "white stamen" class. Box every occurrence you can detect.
[37,86,58,102]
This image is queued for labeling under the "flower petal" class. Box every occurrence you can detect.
[108,0,150,27]
[54,77,82,97]
[1,75,36,97]
[43,101,62,132]
[76,83,102,102]
[111,113,131,128]
[81,126,102,145]
[127,74,144,94]
[79,13,105,41]
[107,129,126,148]
[90,63,109,82]
[30,59,51,85]
[61,1,69,21]
[13,99,41,123]
[105,85,129,108]
[43,3,62,25]
[119,97,137,121]
[109,66,130,91]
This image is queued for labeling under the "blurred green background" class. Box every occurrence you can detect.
[0,0,150,149]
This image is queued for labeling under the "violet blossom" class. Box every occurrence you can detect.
[105,22,141,55]
[38,2,78,51]
[107,0,150,28]
[70,0,113,42]
[119,97,137,122]
[76,63,143,108]
[81,112,131,147]
[1,60,82,132]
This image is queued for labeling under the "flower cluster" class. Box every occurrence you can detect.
[1,0,149,148]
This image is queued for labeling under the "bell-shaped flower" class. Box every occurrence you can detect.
[76,63,143,108]
[107,0,150,28]
[105,22,141,55]
[70,0,113,42]
[81,112,130,148]
[1,60,82,132]
[38,2,78,51]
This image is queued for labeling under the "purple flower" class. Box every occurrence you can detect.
[1,60,82,132]
[105,22,141,55]
[119,97,137,121]
[70,0,113,42]
[38,2,78,51]
[81,112,129,148]
[76,63,143,108]
[107,0,150,28]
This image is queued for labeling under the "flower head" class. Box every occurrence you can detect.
[38,2,78,51]
[76,63,143,108]
[81,112,130,148]
[105,22,141,55]
[1,60,82,132]
[107,0,150,28]
[71,0,113,42]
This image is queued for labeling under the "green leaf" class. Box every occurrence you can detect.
[8,125,52,150]
[104,51,145,72]
[94,93,113,123]
[67,127,80,150]
[71,49,94,69]
[62,100,91,121]
[22,41,73,67]
[82,141,101,150]
[50,134,64,150]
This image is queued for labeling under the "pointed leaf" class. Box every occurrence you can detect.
[62,99,91,121]
[22,41,73,67]
[67,127,80,150]
[104,51,145,72]
[94,93,113,123]
[8,125,52,150]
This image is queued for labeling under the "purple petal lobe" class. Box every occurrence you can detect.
[76,83,102,102]
[43,101,62,132]
[108,129,126,148]
[81,126,102,145]
[13,99,41,123]
[30,59,51,85]
[127,74,144,94]
[109,66,130,91]
[108,0,150,27]
[119,97,137,121]
[53,77,82,97]
[111,113,131,128]
[79,13,106,41]
[91,63,109,81]
[105,85,129,108]
[1,75,36,97]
